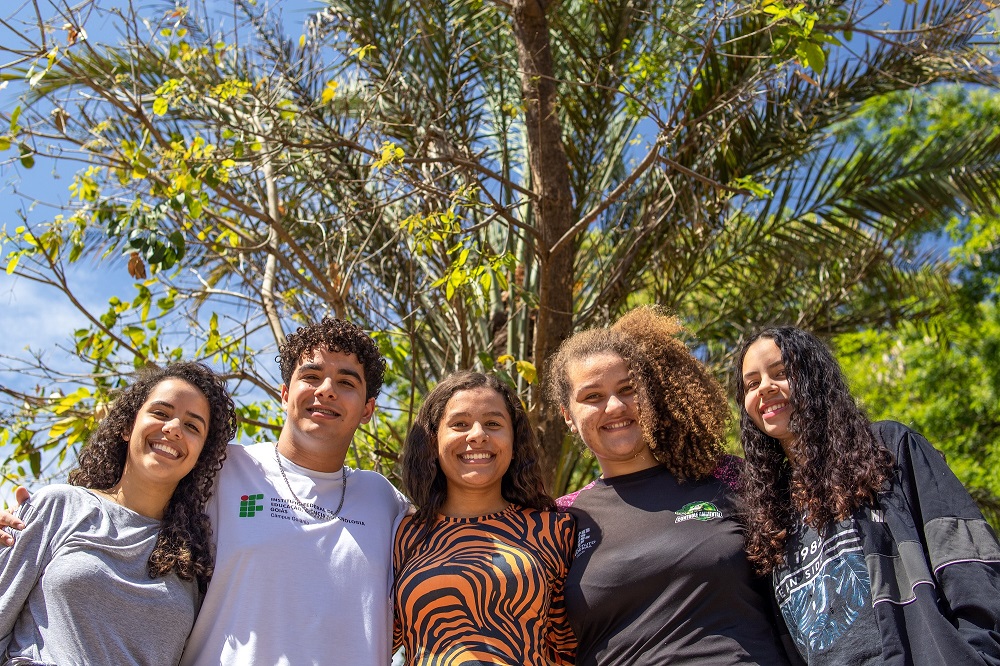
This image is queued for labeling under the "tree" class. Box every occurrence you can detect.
[1,0,998,493]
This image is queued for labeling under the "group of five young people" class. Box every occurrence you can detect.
[1,310,998,665]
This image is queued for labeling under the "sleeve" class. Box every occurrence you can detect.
[391,516,412,654]
[544,511,577,666]
[877,421,1000,663]
[0,496,55,645]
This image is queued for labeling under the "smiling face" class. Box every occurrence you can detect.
[435,386,514,514]
[279,347,375,471]
[741,337,797,457]
[122,378,210,491]
[561,351,656,478]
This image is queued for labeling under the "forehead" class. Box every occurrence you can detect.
[296,348,366,377]
[441,386,510,416]
[144,378,209,409]
[567,351,629,386]
[742,338,783,370]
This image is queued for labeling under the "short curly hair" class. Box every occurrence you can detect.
[731,326,893,574]
[546,307,728,481]
[68,362,236,592]
[400,372,554,539]
[277,317,386,401]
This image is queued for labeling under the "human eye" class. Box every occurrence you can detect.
[149,408,169,419]
[745,379,759,390]
[619,384,635,395]
[186,421,203,434]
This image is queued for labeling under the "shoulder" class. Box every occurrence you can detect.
[29,484,98,512]
[869,419,914,448]
[556,479,599,510]
[15,485,102,534]
[349,469,411,513]
[350,468,404,496]
[870,420,943,467]
[519,505,575,531]
[227,441,270,461]
[711,454,745,491]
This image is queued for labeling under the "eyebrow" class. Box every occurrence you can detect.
[295,363,364,384]
[742,360,784,381]
[574,379,628,393]
[447,410,508,419]
[150,400,208,427]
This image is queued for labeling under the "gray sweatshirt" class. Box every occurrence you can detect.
[0,484,198,665]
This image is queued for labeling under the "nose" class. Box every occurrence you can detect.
[758,375,777,394]
[607,393,627,413]
[467,421,488,444]
[314,376,337,398]
[162,417,183,439]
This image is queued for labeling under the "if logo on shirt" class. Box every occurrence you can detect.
[239,493,265,517]
[674,501,723,523]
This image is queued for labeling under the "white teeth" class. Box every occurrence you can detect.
[603,420,632,430]
[150,442,180,458]
[310,407,337,416]
[763,402,786,415]
[461,452,494,461]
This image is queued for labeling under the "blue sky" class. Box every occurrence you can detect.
[0,0,324,395]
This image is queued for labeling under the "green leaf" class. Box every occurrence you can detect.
[19,143,34,169]
[799,41,826,73]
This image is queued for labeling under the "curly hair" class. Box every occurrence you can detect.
[731,327,894,574]
[277,317,386,401]
[400,371,554,538]
[68,362,236,592]
[545,307,729,481]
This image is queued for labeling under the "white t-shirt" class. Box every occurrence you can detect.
[181,442,410,666]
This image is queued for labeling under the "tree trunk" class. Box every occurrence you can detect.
[511,0,577,491]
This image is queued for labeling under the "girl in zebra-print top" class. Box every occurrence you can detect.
[395,372,576,665]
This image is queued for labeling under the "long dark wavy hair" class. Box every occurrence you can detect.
[277,317,386,401]
[732,326,894,573]
[68,362,236,592]
[546,307,729,481]
[400,372,554,538]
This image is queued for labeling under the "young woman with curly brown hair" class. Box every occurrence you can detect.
[734,326,1000,665]
[0,361,236,666]
[547,307,790,665]
[394,371,575,665]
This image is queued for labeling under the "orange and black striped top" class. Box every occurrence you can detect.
[393,505,576,665]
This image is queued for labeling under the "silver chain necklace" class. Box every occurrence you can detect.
[273,444,347,521]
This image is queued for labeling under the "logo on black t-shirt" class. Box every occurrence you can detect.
[674,501,723,522]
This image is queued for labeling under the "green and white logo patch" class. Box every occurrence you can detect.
[674,501,723,522]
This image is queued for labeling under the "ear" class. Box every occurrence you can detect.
[359,397,376,425]
[560,405,576,433]
[280,384,290,410]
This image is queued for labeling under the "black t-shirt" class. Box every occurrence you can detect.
[563,465,790,665]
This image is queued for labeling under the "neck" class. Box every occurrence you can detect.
[440,488,510,519]
[780,437,801,469]
[597,447,659,479]
[102,474,174,520]
[276,431,347,473]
